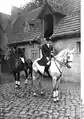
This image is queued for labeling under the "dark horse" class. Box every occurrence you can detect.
[4,47,33,88]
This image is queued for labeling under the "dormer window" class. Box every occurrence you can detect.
[24,20,30,32]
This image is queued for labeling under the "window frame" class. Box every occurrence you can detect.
[76,41,81,53]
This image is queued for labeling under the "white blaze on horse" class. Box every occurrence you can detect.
[32,48,75,102]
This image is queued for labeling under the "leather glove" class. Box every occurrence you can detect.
[46,57,49,60]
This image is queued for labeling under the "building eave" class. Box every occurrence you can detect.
[7,37,41,47]
[51,31,80,41]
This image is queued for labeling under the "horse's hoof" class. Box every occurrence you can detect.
[41,91,44,95]
[33,92,37,97]
[25,80,28,84]
[53,97,59,103]
[18,85,21,89]
[15,84,18,88]
[25,83,27,86]
[56,97,59,102]
[53,98,57,103]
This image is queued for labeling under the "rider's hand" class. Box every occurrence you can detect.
[46,57,49,60]
[51,53,53,55]
[51,53,54,57]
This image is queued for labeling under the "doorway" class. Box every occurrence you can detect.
[44,14,53,38]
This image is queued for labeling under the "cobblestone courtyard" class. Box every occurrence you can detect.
[0,76,82,119]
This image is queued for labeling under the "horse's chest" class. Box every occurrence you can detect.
[15,59,21,67]
[50,62,61,76]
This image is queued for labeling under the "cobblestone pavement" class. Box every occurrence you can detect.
[0,78,82,119]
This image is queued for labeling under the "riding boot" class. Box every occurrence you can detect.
[44,65,50,77]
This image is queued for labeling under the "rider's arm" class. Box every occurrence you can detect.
[42,45,47,58]
[42,45,50,60]
[50,46,54,57]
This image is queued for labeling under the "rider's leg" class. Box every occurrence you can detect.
[45,62,51,76]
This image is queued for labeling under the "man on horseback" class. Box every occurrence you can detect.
[38,37,54,76]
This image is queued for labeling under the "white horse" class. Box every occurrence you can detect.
[32,48,74,102]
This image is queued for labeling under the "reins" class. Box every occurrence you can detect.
[53,55,69,75]
[53,57,62,74]
[54,57,67,67]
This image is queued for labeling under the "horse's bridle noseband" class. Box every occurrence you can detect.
[53,53,72,74]
[64,53,72,68]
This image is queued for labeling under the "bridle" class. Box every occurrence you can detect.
[53,52,72,74]
[63,52,72,68]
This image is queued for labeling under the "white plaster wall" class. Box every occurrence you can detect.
[19,43,40,61]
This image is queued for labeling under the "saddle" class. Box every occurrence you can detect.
[37,56,51,76]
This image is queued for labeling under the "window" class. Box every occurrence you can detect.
[32,52,37,59]
[31,50,38,60]
[77,41,81,53]
[24,20,30,32]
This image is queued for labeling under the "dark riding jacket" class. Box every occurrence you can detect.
[37,43,53,66]
[42,44,53,58]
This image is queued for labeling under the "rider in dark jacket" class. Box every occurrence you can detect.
[38,37,54,76]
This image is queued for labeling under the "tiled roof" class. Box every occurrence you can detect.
[0,13,10,30]
[22,7,43,21]
[9,24,41,44]
[48,0,80,15]
[12,16,25,34]
[52,10,80,37]
[8,0,80,44]
[12,2,64,27]
[48,0,80,38]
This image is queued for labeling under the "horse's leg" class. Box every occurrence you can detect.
[52,76,59,102]
[13,72,18,88]
[17,72,20,88]
[39,75,41,89]
[39,74,44,95]
[27,67,32,82]
[55,77,61,100]
[24,69,28,85]
[31,68,32,79]
[29,68,33,85]
[29,68,32,79]
[32,70,37,96]
[30,68,33,85]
